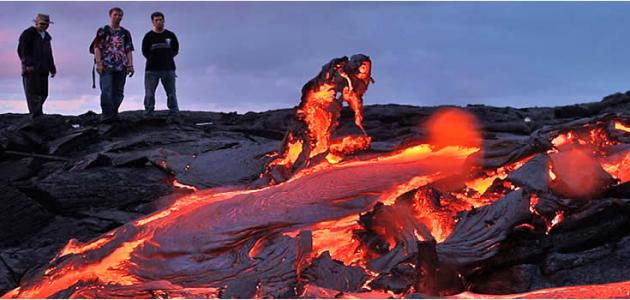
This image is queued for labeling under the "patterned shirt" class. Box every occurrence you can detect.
[95,26,134,71]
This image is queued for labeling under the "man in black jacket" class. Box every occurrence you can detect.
[17,14,56,119]
[142,11,180,117]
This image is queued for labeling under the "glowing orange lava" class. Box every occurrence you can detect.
[4,73,630,299]
[546,210,565,234]
[309,215,364,265]
[549,146,609,199]
[615,121,630,133]
[425,108,482,150]
[173,179,198,191]
[267,132,304,169]
[602,151,630,183]
[301,83,338,158]
[262,55,374,184]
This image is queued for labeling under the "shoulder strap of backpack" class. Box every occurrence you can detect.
[91,25,110,89]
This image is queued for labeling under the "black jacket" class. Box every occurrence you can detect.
[17,27,56,75]
[142,29,179,71]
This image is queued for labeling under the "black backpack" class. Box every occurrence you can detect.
[89,25,110,88]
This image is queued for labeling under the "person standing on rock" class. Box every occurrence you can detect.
[91,7,135,122]
[141,11,180,117]
[17,13,57,120]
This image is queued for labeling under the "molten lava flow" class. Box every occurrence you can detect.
[5,71,630,298]
[329,135,372,156]
[266,132,304,170]
[464,157,532,196]
[425,108,482,150]
[326,135,372,165]
[5,136,479,298]
[300,83,338,158]
[548,123,628,185]
[263,55,375,184]
[309,215,364,265]
[56,235,114,258]
[296,145,477,264]
[549,146,611,199]
[602,150,630,183]
[546,210,565,234]
[551,131,573,149]
[529,193,539,214]
[551,126,617,154]
[614,121,630,133]
[410,189,465,242]
[173,179,198,192]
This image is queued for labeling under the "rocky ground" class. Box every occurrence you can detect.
[0,91,629,296]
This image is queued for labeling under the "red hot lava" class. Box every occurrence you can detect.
[3,56,630,298]
[263,54,375,184]
[548,146,613,199]
[425,108,482,150]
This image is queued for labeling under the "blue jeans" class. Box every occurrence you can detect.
[144,70,178,114]
[99,69,127,119]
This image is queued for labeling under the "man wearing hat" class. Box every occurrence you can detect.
[17,13,57,119]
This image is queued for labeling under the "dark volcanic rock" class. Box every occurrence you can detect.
[549,199,630,252]
[36,167,174,213]
[535,243,630,290]
[48,127,99,156]
[469,264,541,294]
[369,262,417,294]
[0,92,628,298]
[220,278,258,299]
[0,260,15,296]
[0,184,53,247]
[0,158,37,182]
[506,154,550,192]
[155,140,278,188]
[542,244,613,275]
[302,251,368,292]
[70,153,112,170]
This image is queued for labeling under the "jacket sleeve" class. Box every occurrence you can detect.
[17,30,34,67]
[142,32,150,59]
[172,32,179,57]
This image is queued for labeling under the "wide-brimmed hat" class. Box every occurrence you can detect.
[33,13,53,24]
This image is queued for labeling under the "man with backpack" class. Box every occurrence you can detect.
[141,11,180,117]
[91,7,135,122]
[17,13,56,120]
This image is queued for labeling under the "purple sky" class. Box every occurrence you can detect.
[2,2,630,115]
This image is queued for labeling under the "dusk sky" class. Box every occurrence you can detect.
[2,2,630,115]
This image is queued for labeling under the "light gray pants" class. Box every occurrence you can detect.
[144,70,178,113]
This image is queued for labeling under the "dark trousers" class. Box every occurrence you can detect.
[99,69,127,119]
[144,70,179,113]
[22,72,49,118]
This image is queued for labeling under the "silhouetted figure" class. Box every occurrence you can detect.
[142,11,180,117]
[17,13,56,120]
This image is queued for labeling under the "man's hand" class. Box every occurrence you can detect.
[25,66,34,73]
[50,72,56,78]
[95,62,104,74]
[127,65,134,77]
